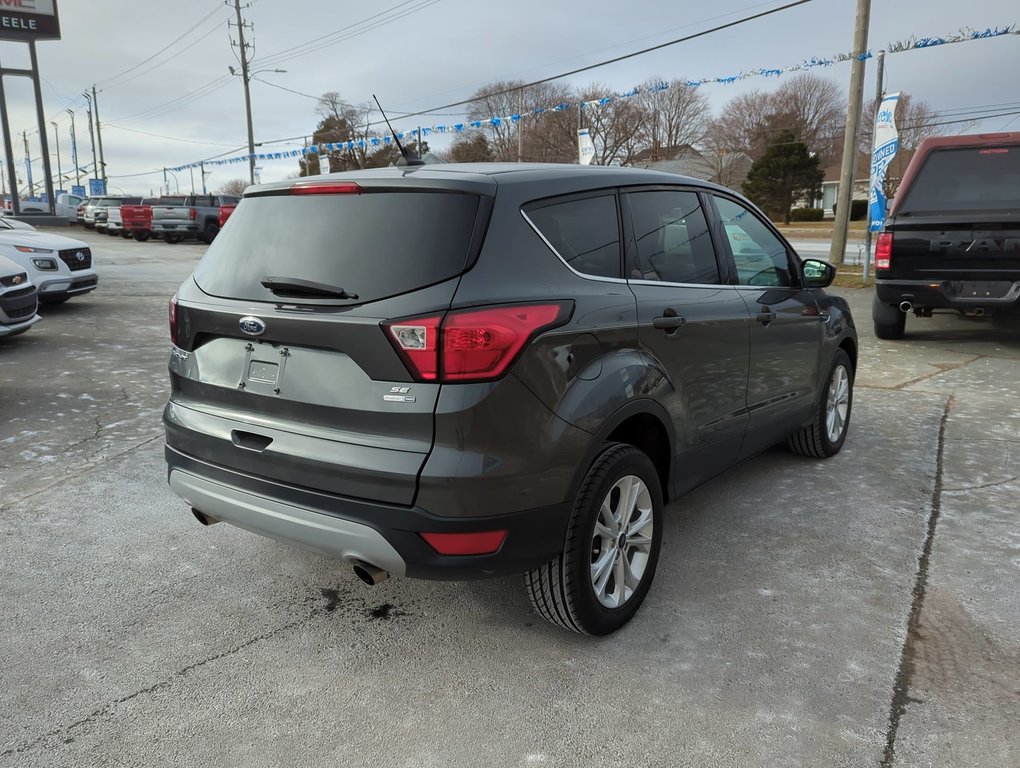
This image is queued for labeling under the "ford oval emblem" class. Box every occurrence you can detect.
[239,316,266,336]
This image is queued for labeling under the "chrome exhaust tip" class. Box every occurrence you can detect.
[899,301,912,313]
[352,560,390,586]
[191,508,221,526]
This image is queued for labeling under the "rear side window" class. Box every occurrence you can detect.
[525,194,622,278]
[898,146,1020,213]
[626,190,719,284]
[193,191,482,304]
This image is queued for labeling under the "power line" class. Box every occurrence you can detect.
[105,21,228,91]
[251,76,320,101]
[97,3,227,88]
[104,124,240,147]
[253,0,438,69]
[361,0,815,127]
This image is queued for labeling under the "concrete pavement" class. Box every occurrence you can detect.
[0,230,1017,767]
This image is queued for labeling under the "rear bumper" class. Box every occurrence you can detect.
[164,445,573,580]
[876,278,1020,314]
[152,224,199,235]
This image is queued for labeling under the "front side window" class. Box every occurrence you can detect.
[525,194,622,279]
[626,190,719,284]
[713,196,793,287]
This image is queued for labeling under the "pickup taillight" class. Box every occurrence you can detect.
[875,232,893,270]
[188,207,197,220]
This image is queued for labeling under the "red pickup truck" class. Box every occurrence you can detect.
[120,197,160,242]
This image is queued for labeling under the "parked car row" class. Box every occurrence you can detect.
[0,217,99,340]
[77,194,239,245]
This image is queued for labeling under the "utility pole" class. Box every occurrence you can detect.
[200,161,208,194]
[517,89,523,163]
[830,0,871,266]
[862,49,885,283]
[91,85,107,185]
[50,120,62,193]
[66,109,80,187]
[22,130,34,198]
[230,0,256,186]
[83,92,99,184]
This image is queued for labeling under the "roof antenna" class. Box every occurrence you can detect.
[373,94,425,167]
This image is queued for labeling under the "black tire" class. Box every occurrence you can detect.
[164,234,181,244]
[133,232,150,242]
[872,295,906,340]
[525,443,663,635]
[201,222,219,244]
[788,348,854,459]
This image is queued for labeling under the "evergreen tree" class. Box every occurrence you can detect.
[742,129,823,224]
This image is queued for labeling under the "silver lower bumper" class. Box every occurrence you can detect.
[168,469,407,576]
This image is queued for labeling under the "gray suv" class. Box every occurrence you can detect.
[164,164,857,635]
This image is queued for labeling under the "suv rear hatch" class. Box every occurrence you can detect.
[884,142,1020,291]
[166,177,494,505]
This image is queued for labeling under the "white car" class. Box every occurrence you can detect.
[0,228,98,305]
[0,252,40,338]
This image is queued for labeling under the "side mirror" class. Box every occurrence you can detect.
[801,259,836,289]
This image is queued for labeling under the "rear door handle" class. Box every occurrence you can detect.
[653,309,686,332]
[756,308,777,326]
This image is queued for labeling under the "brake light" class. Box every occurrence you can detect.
[875,232,893,270]
[290,181,363,195]
[169,294,178,345]
[383,303,570,383]
[188,207,197,220]
[420,530,507,555]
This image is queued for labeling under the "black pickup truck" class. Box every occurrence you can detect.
[872,131,1020,339]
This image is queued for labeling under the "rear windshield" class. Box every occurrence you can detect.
[157,196,186,206]
[193,191,482,304]
[898,146,1020,214]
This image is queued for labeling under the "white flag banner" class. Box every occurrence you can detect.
[869,92,900,232]
[319,152,331,175]
[577,129,595,165]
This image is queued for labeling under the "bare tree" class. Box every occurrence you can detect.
[218,178,248,196]
[635,77,711,160]
[578,83,648,166]
[711,75,844,163]
[699,127,750,187]
[298,91,373,175]
[770,73,845,165]
[712,90,776,161]
[467,80,577,162]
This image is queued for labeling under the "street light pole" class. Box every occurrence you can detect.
[83,92,99,185]
[50,120,62,194]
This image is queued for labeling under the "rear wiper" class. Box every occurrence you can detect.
[260,276,358,300]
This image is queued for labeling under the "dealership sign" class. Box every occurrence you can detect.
[0,0,60,41]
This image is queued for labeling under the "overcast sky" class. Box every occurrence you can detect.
[1,0,1017,195]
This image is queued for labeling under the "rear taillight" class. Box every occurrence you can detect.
[875,232,893,270]
[188,207,197,220]
[383,302,570,383]
[169,294,178,345]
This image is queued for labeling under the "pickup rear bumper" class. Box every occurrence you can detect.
[876,278,1020,315]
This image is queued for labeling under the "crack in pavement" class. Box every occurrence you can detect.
[0,589,401,759]
[942,475,1019,493]
[881,394,954,768]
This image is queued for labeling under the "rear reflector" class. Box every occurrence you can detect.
[875,232,893,270]
[290,181,363,195]
[420,530,507,556]
[383,302,570,383]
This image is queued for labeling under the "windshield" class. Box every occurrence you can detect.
[898,146,1020,214]
[193,190,483,304]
